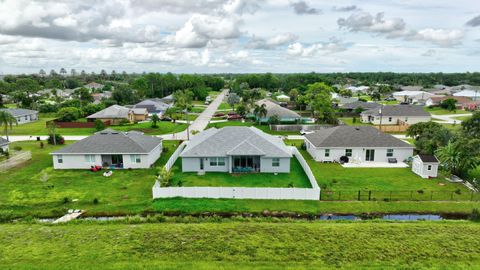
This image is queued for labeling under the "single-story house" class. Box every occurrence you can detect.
[346,85,370,93]
[425,96,472,108]
[51,129,162,169]
[86,105,148,124]
[92,91,112,104]
[0,137,9,152]
[276,94,290,102]
[412,154,439,178]
[160,94,175,104]
[0,108,39,124]
[453,90,480,101]
[400,86,424,92]
[255,99,301,122]
[339,101,381,112]
[180,126,292,173]
[392,91,434,104]
[133,98,172,116]
[360,105,431,125]
[304,126,414,163]
[84,82,104,91]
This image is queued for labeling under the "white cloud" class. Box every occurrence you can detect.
[247,33,298,49]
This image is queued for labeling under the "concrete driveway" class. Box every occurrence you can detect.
[432,113,472,124]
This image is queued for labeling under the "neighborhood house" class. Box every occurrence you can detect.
[51,129,162,169]
[392,90,434,104]
[255,99,301,122]
[133,98,172,117]
[304,126,414,163]
[360,105,431,125]
[0,108,39,124]
[180,126,292,173]
[86,105,148,124]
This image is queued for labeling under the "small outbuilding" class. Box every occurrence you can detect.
[0,137,9,152]
[412,154,439,178]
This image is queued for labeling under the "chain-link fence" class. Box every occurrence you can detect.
[320,189,480,201]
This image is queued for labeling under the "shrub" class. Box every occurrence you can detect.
[94,119,105,131]
[63,197,70,204]
[455,189,462,195]
[93,198,99,204]
[57,107,81,122]
[13,146,22,151]
[118,119,130,126]
[417,190,424,194]
[47,134,65,145]
[470,208,480,222]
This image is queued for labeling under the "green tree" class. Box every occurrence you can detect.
[227,93,240,111]
[236,103,247,117]
[407,122,452,155]
[0,111,17,141]
[440,98,457,112]
[436,139,480,177]
[158,166,174,187]
[57,107,81,122]
[94,119,105,131]
[253,104,267,123]
[304,82,336,124]
[173,89,194,139]
[461,111,480,138]
[151,113,160,128]
[268,114,280,124]
[47,121,57,145]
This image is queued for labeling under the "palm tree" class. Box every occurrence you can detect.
[436,141,479,177]
[0,111,17,141]
[173,90,193,139]
[253,104,267,124]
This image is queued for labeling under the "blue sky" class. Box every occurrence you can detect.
[0,0,479,74]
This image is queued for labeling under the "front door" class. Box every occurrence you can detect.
[200,158,204,170]
[365,149,375,161]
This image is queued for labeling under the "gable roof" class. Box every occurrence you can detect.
[86,105,129,119]
[340,101,382,110]
[416,154,439,163]
[134,98,172,113]
[361,105,431,117]
[51,129,162,154]
[305,126,413,148]
[0,108,38,117]
[180,126,292,158]
[255,99,301,119]
[428,96,472,104]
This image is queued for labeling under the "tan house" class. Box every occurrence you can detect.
[87,105,148,125]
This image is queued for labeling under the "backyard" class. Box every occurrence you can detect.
[425,107,469,115]
[169,157,311,188]
[207,120,301,135]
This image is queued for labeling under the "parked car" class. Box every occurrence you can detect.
[384,97,396,101]
[300,129,314,135]
[228,115,242,120]
[214,113,225,117]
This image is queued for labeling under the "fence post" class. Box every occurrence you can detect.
[319,190,322,201]
[368,190,371,201]
[358,190,361,201]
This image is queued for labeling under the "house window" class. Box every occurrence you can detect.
[85,155,95,162]
[427,165,432,171]
[325,149,330,157]
[210,157,218,166]
[345,149,352,157]
[272,158,280,167]
[57,155,63,164]
[25,116,28,120]
[405,117,409,122]
[218,157,225,166]
[130,154,141,163]
[388,117,392,122]
[209,157,225,166]
[386,149,394,157]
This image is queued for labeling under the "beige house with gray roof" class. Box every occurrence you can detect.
[180,126,292,173]
[360,105,431,125]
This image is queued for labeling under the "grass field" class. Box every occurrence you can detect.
[7,117,187,135]
[1,221,480,269]
[217,102,232,110]
[338,117,371,126]
[169,157,311,188]
[425,107,469,115]
[452,115,472,121]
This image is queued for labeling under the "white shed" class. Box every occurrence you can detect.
[412,155,439,178]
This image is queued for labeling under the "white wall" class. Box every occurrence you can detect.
[361,114,431,125]
[15,113,38,125]
[412,158,439,178]
[260,157,290,173]
[305,142,413,163]
[182,157,230,172]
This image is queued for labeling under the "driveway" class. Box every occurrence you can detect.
[431,113,472,124]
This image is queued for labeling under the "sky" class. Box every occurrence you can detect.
[0,0,479,74]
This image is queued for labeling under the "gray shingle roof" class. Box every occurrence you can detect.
[51,129,162,154]
[180,126,292,158]
[305,126,413,148]
[417,154,439,163]
[134,99,171,113]
[87,105,129,119]
[255,99,301,119]
[0,137,9,146]
[361,105,430,117]
[340,101,381,110]
[0,108,38,117]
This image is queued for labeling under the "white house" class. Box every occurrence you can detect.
[276,94,290,102]
[180,126,292,173]
[453,90,480,101]
[412,155,439,178]
[0,108,39,124]
[304,126,414,163]
[0,137,9,152]
[360,105,431,125]
[392,91,434,104]
[50,129,162,169]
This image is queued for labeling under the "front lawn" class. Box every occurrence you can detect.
[217,102,232,110]
[452,115,472,121]
[169,156,311,188]
[425,107,469,115]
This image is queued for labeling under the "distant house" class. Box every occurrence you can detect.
[400,86,424,92]
[51,129,162,169]
[86,105,148,124]
[276,94,290,102]
[84,82,104,91]
[392,91,434,104]
[133,98,172,116]
[339,101,381,112]
[92,91,112,104]
[346,86,370,93]
[425,96,472,109]
[453,90,480,101]
[0,137,9,152]
[304,126,414,163]
[412,155,439,178]
[360,105,431,125]
[180,126,292,173]
[255,99,301,122]
[160,94,175,104]
[0,108,38,124]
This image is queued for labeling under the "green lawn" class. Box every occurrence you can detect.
[191,106,205,113]
[207,121,300,135]
[1,222,480,269]
[8,117,187,135]
[453,115,472,121]
[338,117,371,126]
[379,100,400,105]
[425,107,469,115]
[169,156,311,188]
[217,102,231,110]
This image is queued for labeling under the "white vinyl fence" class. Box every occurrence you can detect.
[165,141,188,171]
[152,145,321,200]
[0,151,32,172]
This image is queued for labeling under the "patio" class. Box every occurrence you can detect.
[341,162,409,168]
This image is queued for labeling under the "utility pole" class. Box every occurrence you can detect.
[379,104,383,131]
